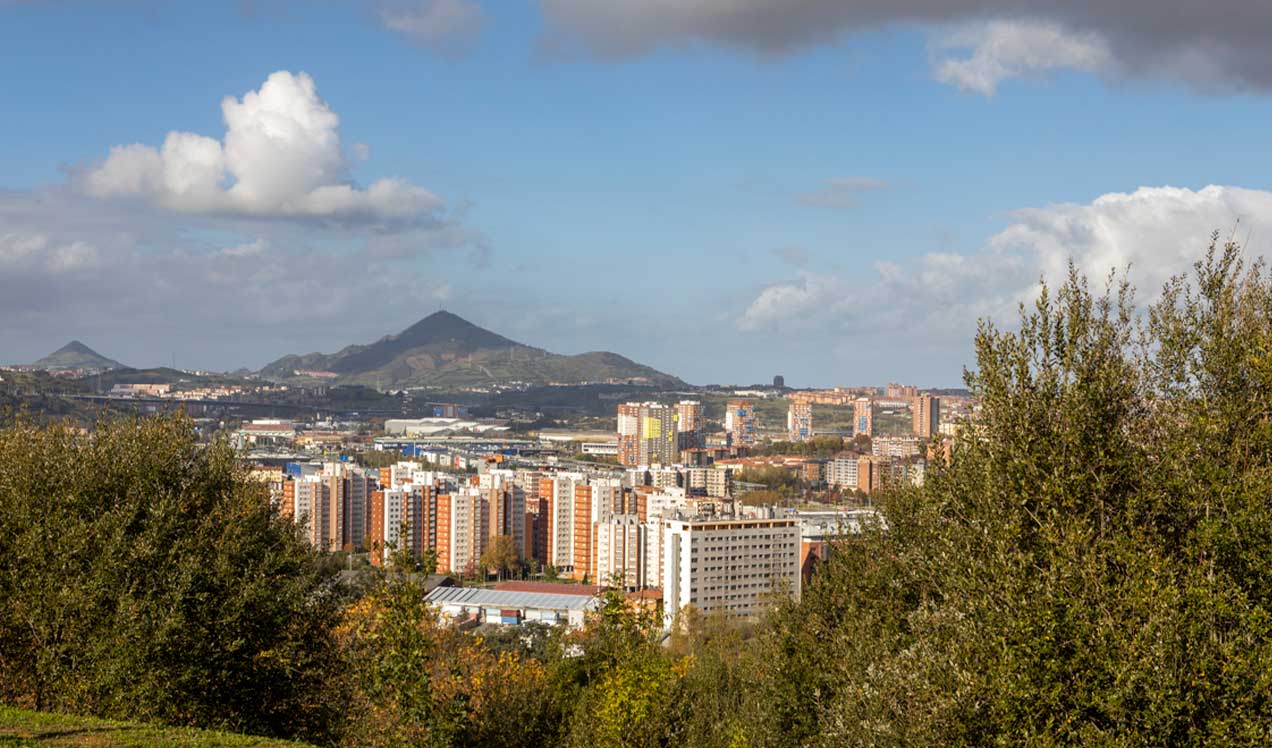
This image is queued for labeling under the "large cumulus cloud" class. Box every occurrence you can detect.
[81,71,441,225]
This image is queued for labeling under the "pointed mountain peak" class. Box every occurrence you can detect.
[394,310,519,349]
[58,340,97,355]
[33,341,124,371]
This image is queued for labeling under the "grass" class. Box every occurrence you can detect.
[0,707,313,748]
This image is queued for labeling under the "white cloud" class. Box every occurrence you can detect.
[81,71,441,225]
[375,0,486,54]
[737,272,846,331]
[738,184,1272,336]
[797,177,890,210]
[933,21,1115,96]
[0,232,99,273]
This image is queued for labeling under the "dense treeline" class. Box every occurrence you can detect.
[3,239,1272,746]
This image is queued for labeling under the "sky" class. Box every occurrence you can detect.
[4,0,1272,387]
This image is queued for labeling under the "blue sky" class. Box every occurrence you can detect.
[4,0,1272,387]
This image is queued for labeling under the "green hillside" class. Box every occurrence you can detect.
[0,707,312,747]
[259,310,684,389]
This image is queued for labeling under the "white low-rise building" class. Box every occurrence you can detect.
[425,586,599,628]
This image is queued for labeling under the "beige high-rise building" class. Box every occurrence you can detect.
[887,383,919,399]
[724,400,758,446]
[291,476,331,550]
[912,394,941,438]
[854,397,874,437]
[787,398,813,442]
[616,402,679,466]
[676,400,705,450]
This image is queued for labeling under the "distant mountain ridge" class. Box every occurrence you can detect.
[32,341,124,371]
[259,310,683,389]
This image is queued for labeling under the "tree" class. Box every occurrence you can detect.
[340,578,565,748]
[480,535,521,581]
[754,243,1272,744]
[0,414,343,744]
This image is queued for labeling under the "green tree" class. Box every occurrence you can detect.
[754,243,1272,745]
[0,414,343,744]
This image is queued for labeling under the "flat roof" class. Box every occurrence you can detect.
[426,586,599,611]
[494,581,602,596]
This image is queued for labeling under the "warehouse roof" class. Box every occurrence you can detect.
[425,586,600,612]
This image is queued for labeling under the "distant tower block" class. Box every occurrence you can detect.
[773,375,785,388]
[854,397,874,437]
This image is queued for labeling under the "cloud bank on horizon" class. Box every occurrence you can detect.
[738,185,1268,339]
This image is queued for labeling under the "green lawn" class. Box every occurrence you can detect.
[0,707,313,748]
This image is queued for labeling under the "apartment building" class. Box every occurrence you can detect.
[616,402,680,466]
[676,400,705,451]
[661,517,801,626]
[826,454,859,489]
[872,435,922,459]
[913,393,941,438]
[886,383,919,399]
[787,398,814,443]
[685,467,734,498]
[723,400,758,446]
[595,514,645,590]
[437,488,489,575]
[853,397,874,437]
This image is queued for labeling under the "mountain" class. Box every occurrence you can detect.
[32,341,124,371]
[259,310,684,389]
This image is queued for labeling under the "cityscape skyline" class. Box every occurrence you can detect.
[5,2,1272,387]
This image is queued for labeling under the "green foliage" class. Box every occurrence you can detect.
[755,434,846,457]
[734,465,804,490]
[0,415,342,744]
[756,241,1272,745]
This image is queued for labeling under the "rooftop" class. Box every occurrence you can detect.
[426,586,600,612]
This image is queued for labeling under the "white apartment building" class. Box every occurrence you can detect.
[595,514,645,590]
[549,473,586,570]
[380,488,409,562]
[661,517,801,627]
[826,455,859,489]
[292,476,330,549]
[685,467,733,498]
[872,435,922,459]
[444,487,489,575]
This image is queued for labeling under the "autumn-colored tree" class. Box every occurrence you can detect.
[339,578,566,748]
[479,534,521,581]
